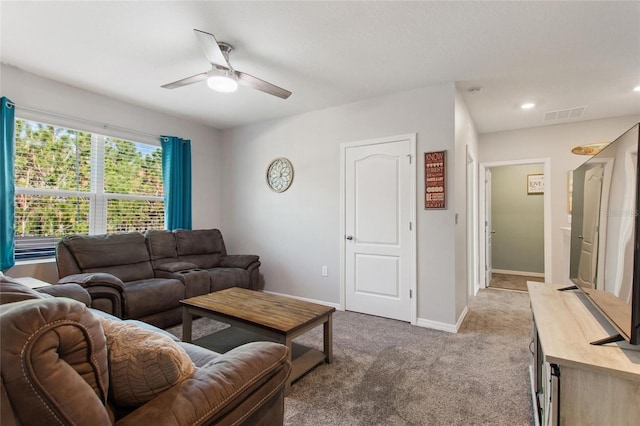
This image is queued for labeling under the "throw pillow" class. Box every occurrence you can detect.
[100,317,196,406]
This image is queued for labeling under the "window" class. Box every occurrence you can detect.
[14,118,164,259]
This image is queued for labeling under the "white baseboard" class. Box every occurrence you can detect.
[265,291,473,335]
[262,290,342,310]
[492,269,544,278]
[416,306,469,334]
[416,318,456,333]
[456,306,469,332]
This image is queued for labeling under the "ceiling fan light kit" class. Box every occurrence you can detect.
[162,29,292,99]
[207,69,238,93]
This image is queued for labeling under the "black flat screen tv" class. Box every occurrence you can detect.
[569,122,640,345]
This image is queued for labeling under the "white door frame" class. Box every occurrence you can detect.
[467,147,479,296]
[479,158,551,288]
[339,133,417,324]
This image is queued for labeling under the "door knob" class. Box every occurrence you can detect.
[346,235,353,240]
[491,230,496,234]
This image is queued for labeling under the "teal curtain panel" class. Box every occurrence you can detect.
[161,136,192,230]
[1,97,16,270]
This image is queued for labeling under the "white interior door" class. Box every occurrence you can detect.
[485,168,493,286]
[577,165,604,288]
[344,136,414,322]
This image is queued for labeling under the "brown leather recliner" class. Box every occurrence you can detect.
[56,232,187,327]
[0,277,291,426]
[145,229,262,293]
[55,229,261,328]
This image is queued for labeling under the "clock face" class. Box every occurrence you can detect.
[266,157,294,192]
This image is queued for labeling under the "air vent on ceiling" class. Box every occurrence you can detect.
[544,106,587,122]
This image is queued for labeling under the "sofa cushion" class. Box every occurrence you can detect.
[145,230,177,260]
[65,233,150,269]
[123,278,184,319]
[154,262,198,273]
[175,229,225,257]
[84,262,154,283]
[220,255,260,269]
[207,268,250,292]
[100,317,196,407]
[64,233,154,282]
[177,254,221,269]
[178,342,221,367]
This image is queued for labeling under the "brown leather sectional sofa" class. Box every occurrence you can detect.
[56,229,261,328]
[0,277,290,425]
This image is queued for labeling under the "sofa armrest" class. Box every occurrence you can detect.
[115,342,291,426]
[0,298,111,425]
[220,255,260,270]
[58,272,125,291]
[37,283,91,306]
[57,273,125,318]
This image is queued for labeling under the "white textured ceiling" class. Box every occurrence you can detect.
[1,1,639,133]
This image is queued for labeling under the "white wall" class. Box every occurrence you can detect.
[221,83,466,327]
[454,91,479,322]
[7,62,635,331]
[1,65,222,281]
[479,115,640,285]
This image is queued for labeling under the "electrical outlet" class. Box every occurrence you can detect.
[321,266,328,277]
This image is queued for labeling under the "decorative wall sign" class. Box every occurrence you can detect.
[527,174,544,194]
[424,150,446,209]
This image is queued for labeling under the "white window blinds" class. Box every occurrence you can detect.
[14,118,164,260]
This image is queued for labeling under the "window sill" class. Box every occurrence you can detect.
[15,257,56,266]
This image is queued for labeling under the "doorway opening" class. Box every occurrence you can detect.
[479,158,551,291]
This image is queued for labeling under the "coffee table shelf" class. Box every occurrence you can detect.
[192,327,327,385]
[181,288,335,393]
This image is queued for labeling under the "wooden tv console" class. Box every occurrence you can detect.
[528,281,640,426]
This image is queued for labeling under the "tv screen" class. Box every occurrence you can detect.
[569,122,640,344]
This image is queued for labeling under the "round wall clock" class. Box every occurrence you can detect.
[266,157,294,192]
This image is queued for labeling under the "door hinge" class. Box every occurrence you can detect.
[409,289,413,298]
[550,363,560,378]
[409,222,412,231]
[407,154,413,164]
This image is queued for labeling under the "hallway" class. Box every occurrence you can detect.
[489,273,544,292]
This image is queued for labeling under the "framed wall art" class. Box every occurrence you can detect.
[527,174,544,195]
[425,150,446,209]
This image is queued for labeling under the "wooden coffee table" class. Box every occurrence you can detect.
[180,287,335,393]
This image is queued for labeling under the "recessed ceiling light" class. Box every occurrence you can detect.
[634,86,640,92]
[521,102,535,110]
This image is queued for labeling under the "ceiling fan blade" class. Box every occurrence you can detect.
[161,71,208,89]
[193,29,230,68]
[235,71,292,99]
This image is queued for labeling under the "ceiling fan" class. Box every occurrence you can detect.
[161,29,292,99]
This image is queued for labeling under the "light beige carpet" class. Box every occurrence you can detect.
[489,273,543,292]
[168,288,534,425]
